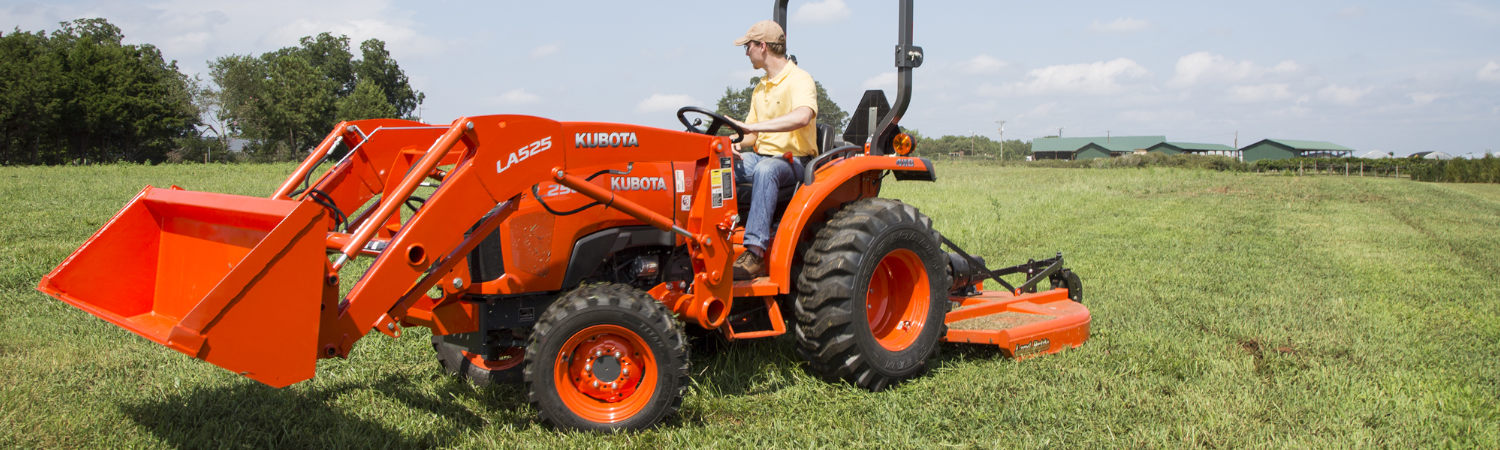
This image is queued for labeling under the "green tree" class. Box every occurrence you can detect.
[0,19,197,165]
[355,39,424,118]
[714,77,848,133]
[0,28,63,164]
[337,79,398,122]
[210,34,423,161]
[907,132,1031,160]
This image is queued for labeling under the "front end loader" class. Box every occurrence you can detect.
[37,0,1088,431]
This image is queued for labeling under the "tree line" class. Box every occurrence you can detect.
[0,18,422,165]
[904,130,1031,161]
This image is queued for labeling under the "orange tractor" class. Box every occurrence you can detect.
[37,0,1087,431]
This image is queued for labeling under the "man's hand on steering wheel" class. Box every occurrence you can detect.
[676,106,748,144]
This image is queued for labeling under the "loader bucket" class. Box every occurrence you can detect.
[37,186,329,387]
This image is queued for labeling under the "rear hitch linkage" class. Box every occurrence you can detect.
[939,234,1079,301]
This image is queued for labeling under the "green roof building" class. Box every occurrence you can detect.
[1240,139,1355,163]
[1032,136,1166,160]
[1146,141,1238,157]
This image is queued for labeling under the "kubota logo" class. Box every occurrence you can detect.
[611,176,668,191]
[575,132,639,148]
[498,136,552,173]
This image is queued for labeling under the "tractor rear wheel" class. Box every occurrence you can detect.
[432,333,524,386]
[524,283,689,431]
[794,198,951,391]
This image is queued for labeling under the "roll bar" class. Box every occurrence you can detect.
[771,1,920,156]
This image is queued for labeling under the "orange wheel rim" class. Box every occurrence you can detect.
[865,248,930,351]
[553,324,657,423]
[462,346,524,371]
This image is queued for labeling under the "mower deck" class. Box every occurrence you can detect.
[944,287,1089,359]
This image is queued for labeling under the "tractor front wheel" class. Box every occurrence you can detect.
[794,198,951,391]
[524,283,689,431]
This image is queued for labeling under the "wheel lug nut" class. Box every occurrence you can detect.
[592,380,599,388]
[614,351,621,358]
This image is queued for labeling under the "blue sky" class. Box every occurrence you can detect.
[5,0,1499,156]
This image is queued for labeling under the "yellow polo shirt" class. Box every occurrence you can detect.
[745,61,819,157]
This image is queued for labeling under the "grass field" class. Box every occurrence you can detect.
[2,161,1497,447]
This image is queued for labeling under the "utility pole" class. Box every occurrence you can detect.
[201,124,223,164]
[996,120,1006,160]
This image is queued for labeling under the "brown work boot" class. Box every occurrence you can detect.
[732,250,766,280]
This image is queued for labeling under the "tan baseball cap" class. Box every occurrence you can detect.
[733,20,785,46]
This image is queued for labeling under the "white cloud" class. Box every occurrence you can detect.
[268,16,438,55]
[637,94,699,113]
[1478,61,1500,82]
[1227,83,1295,103]
[1170,52,1300,87]
[1089,18,1150,33]
[1119,109,1197,124]
[530,43,560,59]
[960,54,1007,75]
[493,89,541,106]
[1453,2,1500,24]
[1409,92,1445,105]
[861,72,897,91]
[1317,84,1372,104]
[1001,58,1149,96]
[793,0,851,24]
[1020,102,1060,119]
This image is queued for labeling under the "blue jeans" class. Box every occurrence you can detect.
[733,152,799,251]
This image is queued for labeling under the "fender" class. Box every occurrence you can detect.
[766,155,936,290]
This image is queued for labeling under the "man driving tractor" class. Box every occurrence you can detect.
[727,19,820,280]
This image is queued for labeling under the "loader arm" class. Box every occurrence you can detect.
[319,115,739,359]
[274,119,464,239]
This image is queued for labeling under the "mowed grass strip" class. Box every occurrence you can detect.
[0,162,1495,447]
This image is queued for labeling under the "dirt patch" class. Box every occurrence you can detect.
[1239,339,1298,379]
[1239,339,1296,357]
[1239,339,1261,356]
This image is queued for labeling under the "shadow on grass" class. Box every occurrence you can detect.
[120,339,1021,438]
[939,342,1012,362]
[120,374,533,447]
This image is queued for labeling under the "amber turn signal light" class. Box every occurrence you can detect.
[892,133,915,156]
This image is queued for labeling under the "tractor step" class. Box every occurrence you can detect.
[942,288,1089,359]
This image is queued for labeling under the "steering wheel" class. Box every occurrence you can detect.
[676,106,747,144]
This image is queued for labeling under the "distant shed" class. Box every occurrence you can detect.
[1146,142,1238,157]
[1033,135,1166,160]
[1032,137,1099,160]
[1074,143,1113,160]
[1240,139,1354,162]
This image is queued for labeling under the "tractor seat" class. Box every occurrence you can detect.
[734,124,834,218]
